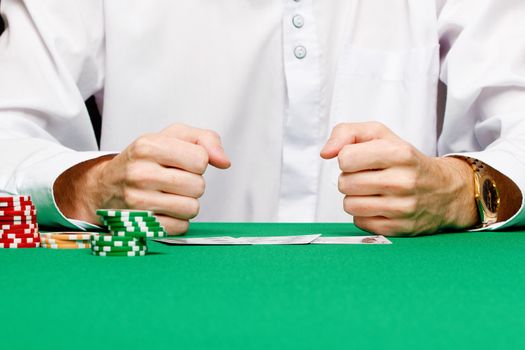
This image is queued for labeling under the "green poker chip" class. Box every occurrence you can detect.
[92,250,147,257]
[108,225,165,233]
[96,209,153,218]
[91,244,147,253]
[91,234,141,243]
[103,216,158,224]
[105,222,163,230]
[102,218,159,226]
[90,238,146,247]
[112,230,166,238]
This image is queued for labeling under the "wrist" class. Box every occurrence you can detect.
[436,157,479,229]
[54,155,115,224]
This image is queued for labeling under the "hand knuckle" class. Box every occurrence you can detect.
[353,217,371,232]
[167,123,185,133]
[195,148,209,173]
[397,143,416,163]
[177,220,190,234]
[205,129,220,140]
[343,196,356,215]
[196,176,206,197]
[122,188,141,208]
[337,174,346,193]
[131,135,155,159]
[403,174,418,192]
[403,198,418,215]
[334,122,347,132]
[369,121,386,133]
[186,198,200,218]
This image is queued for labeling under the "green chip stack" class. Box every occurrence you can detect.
[91,209,167,257]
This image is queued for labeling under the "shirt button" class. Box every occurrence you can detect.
[292,15,304,28]
[294,46,307,59]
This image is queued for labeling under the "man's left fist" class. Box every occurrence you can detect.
[321,122,478,236]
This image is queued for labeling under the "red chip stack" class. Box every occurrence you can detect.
[0,195,40,248]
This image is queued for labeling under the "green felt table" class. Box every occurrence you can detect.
[1,223,525,350]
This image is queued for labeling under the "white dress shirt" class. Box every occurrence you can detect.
[0,0,524,230]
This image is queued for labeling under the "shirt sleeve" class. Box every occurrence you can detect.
[437,0,525,230]
[0,0,110,229]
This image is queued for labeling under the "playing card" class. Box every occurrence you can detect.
[311,236,391,244]
[155,236,242,245]
[155,234,321,246]
[242,234,321,245]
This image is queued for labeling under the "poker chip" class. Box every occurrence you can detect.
[0,209,37,216]
[0,229,39,236]
[0,237,39,244]
[0,195,31,206]
[39,232,94,241]
[40,237,89,244]
[112,230,166,238]
[0,204,35,212]
[0,233,39,240]
[93,209,166,257]
[0,242,40,248]
[0,196,40,249]
[109,224,164,232]
[0,216,36,223]
[92,244,147,252]
[103,216,157,223]
[90,239,145,247]
[102,221,162,229]
[0,223,37,230]
[41,242,91,249]
[91,234,139,242]
[39,232,96,250]
[92,250,147,257]
[96,209,153,218]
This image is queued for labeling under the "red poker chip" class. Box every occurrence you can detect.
[0,221,37,227]
[0,196,32,204]
[0,242,40,248]
[0,223,38,230]
[0,229,39,236]
[0,230,39,238]
[0,209,37,216]
[0,204,35,211]
[0,215,37,223]
[0,203,33,209]
[0,236,39,244]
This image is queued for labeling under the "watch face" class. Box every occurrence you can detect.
[482,178,499,214]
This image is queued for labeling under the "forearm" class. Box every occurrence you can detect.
[53,155,116,225]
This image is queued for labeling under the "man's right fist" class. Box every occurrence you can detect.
[54,123,231,235]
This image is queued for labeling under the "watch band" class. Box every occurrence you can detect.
[464,157,500,228]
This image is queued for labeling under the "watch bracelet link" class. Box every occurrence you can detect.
[463,156,499,228]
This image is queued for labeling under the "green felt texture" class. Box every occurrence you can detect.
[1,223,525,349]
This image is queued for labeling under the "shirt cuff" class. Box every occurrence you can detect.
[445,147,525,231]
[16,150,116,231]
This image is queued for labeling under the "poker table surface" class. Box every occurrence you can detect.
[1,222,524,349]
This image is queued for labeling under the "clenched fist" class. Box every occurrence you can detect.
[321,122,479,236]
[55,123,230,235]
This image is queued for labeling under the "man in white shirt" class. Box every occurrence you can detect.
[0,0,523,236]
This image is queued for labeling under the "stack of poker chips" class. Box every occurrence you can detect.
[0,195,41,248]
[39,232,94,249]
[91,209,166,257]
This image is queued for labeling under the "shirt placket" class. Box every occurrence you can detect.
[278,0,323,221]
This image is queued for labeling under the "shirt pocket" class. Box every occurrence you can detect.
[327,44,440,185]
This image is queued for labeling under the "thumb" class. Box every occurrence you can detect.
[162,123,231,169]
[320,122,398,159]
[198,137,231,170]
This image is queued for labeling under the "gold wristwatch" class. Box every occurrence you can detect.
[464,157,500,228]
